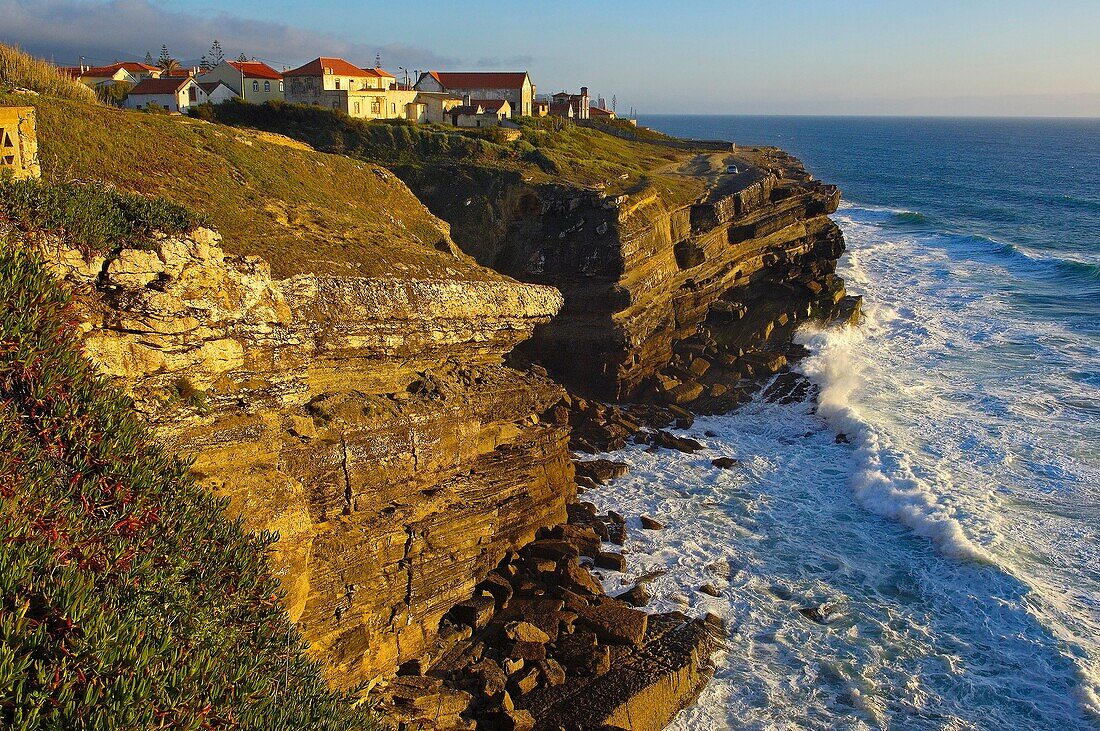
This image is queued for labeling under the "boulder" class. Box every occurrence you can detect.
[639,515,665,530]
[504,621,551,644]
[574,459,630,485]
[452,595,497,630]
[711,457,739,469]
[595,552,626,572]
[579,603,649,647]
[617,584,650,608]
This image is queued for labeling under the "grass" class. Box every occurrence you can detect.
[0,238,379,730]
[0,176,201,256]
[205,99,707,205]
[0,45,96,103]
[11,93,498,281]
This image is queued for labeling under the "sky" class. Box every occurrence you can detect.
[3,0,1099,116]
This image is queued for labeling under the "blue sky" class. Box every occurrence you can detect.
[4,0,1099,115]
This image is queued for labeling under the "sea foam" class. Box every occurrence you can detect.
[795,322,993,564]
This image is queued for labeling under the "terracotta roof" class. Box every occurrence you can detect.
[228,60,283,80]
[472,99,509,112]
[449,105,482,116]
[198,81,231,95]
[285,57,373,77]
[60,61,158,78]
[363,67,396,79]
[589,106,615,117]
[129,77,194,95]
[426,71,529,90]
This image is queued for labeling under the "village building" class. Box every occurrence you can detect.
[589,105,617,120]
[447,98,512,128]
[283,57,421,120]
[550,87,590,119]
[124,76,206,114]
[198,81,237,105]
[414,71,535,117]
[533,99,550,117]
[417,92,465,124]
[0,106,40,180]
[199,60,283,103]
[62,61,161,90]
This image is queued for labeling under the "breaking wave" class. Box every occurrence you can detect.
[795,324,993,564]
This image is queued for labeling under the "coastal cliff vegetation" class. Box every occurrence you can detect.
[0,183,376,728]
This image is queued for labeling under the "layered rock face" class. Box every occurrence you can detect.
[397,149,846,400]
[36,229,574,689]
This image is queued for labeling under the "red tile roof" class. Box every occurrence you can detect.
[66,61,159,78]
[285,57,375,77]
[129,77,194,95]
[198,81,232,95]
[228,60,283,80]
[589,106,615,117]
[425,71,529,91]
[472,99,509,112]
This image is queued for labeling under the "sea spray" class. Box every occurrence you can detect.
[795,322,993,564]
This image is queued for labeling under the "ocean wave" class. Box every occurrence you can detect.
[795,324,993,564]
[993,241,1100,281]
[841,203,1100,284]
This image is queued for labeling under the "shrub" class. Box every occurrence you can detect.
[0,241,379,730]
[0,177,202,256]
[187,101,217,121]
[0,44,97,103]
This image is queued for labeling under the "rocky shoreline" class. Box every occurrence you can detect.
[22,127,855,729]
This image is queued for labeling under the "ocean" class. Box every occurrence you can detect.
[583,116,1100,729]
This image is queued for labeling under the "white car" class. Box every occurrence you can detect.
[725,165,740,174]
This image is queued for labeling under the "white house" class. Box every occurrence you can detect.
[199,60,284,103]
[414,71,535,117]
[198,81,237,105]
[125,77,206,113]
[447,98,512,127]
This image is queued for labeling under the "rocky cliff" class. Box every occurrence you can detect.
[34,226,574,690]
[391,146,848,401]
[14,96,856,728]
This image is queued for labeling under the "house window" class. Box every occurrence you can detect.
[335,78,341,89]
[279,80,284,92]
[371,99,381,114]
[354,102,360,114]
[391,103,396,114]
[264,81,270,92]
[188,85,196,101]
[252,80,259,92]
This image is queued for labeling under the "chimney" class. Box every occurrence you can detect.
[581,86,588,98]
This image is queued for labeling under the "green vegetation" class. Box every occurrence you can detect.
[0,176,200,256]
[0,44,96,103]
[205,100,706,203]
[12,94,484,280]
[0,240,378,730]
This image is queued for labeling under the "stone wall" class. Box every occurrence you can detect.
[0,105,40,180]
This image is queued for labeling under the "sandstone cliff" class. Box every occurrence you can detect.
[391,147,847,401]
[35,226,574,690]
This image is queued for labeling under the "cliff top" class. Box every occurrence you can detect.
[4,91,509,282]
[205,101,713,208]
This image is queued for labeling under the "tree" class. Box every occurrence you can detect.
[199,55,210,72]
[157,45,181,76]
[143,50,154,65]
[236,53,248,63]
[209,40,225,66]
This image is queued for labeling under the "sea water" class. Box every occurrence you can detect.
[581,116,1100,729]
